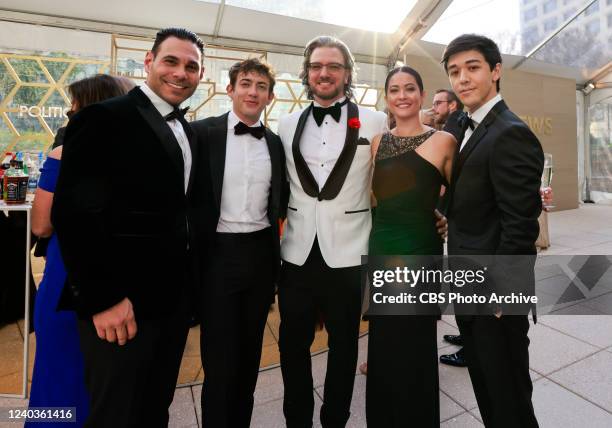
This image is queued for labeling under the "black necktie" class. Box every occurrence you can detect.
[164,106,189,122]
[234,121,266,139]
[312,99,348,127]
[458,112,475,132]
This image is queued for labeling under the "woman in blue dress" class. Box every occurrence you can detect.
[28,75,133,427]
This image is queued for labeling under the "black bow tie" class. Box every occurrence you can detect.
[458,112,475,132]
[312,99,348,127]
[234,121,265,139]
[164,106,189,122]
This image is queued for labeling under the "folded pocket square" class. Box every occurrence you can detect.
[357,137,370,146]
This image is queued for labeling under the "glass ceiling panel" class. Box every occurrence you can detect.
[222,0,418,33]
[422,0,552,56]
[531,0,611,77]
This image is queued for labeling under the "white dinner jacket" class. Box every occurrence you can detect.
[278,101,386,268]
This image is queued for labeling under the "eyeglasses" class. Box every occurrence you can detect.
[308,62,346,73]
[432,100,450,107]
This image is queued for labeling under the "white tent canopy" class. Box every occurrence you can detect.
[0,0,610,86]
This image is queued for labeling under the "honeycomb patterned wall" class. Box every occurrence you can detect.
[0,54,109,153]
[1,37,383,154]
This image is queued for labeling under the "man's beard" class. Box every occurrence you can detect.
[311,83,343,101]
[436,113,449,125]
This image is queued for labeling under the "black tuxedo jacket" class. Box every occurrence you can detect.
[447,100,543,317]
[191,113,287,276]
[52,87,198,319]
[447,100,543,256]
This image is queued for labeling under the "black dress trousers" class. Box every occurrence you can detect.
[278,238,362,428]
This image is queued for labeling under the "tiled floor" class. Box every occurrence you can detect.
[2,204,612,427]
[0,249,368,391]
[172,204,612,427]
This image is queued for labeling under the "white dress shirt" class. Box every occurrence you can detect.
[460,94,503,151]
[300,97,348,189]
[216,110,272,233]
[140,83,192,193]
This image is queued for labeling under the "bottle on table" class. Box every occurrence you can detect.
[26,152,40,200]
[3,152,29,204]
[0,152,13,201]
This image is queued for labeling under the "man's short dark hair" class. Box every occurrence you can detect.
[441,34,502,92]
[435,89,464,111]
[228,58,276,94]
[151,28,205,60]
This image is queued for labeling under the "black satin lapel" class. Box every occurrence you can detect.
[135,103,184,178]
[265,129,281,213]
[456,99,508,177]
[209,116,228,211]
[449,140,461,185]
[447,130,465,211]
[292,105,319,197]
[448,101,509,210]
[455,124,487,178]
[318,101,359,201]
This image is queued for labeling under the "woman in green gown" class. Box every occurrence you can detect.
[366,66,456,427]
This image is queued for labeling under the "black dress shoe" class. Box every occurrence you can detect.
[439,348,467,367]
[443,334,463,346]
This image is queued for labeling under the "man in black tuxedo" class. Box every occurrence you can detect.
[191,58,286,428]
[52,28,204,427]
[442,34,543,427]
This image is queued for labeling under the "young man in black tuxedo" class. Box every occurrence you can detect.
[436,86,553,369]
[191,58,286,428]
[51,28,204,427]
[442,34,543,427]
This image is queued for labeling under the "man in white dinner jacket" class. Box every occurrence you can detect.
[276,35,387,428]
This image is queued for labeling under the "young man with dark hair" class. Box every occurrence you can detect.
[227,57,277,91]
[191,57,286,428]
[442,33,542,427]
[52,27,204,426]
[442,33,503,92]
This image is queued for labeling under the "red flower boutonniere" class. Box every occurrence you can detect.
[348,118,361,129]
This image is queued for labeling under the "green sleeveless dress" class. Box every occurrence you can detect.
[369,129,446,256]
[366,130,447,428]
